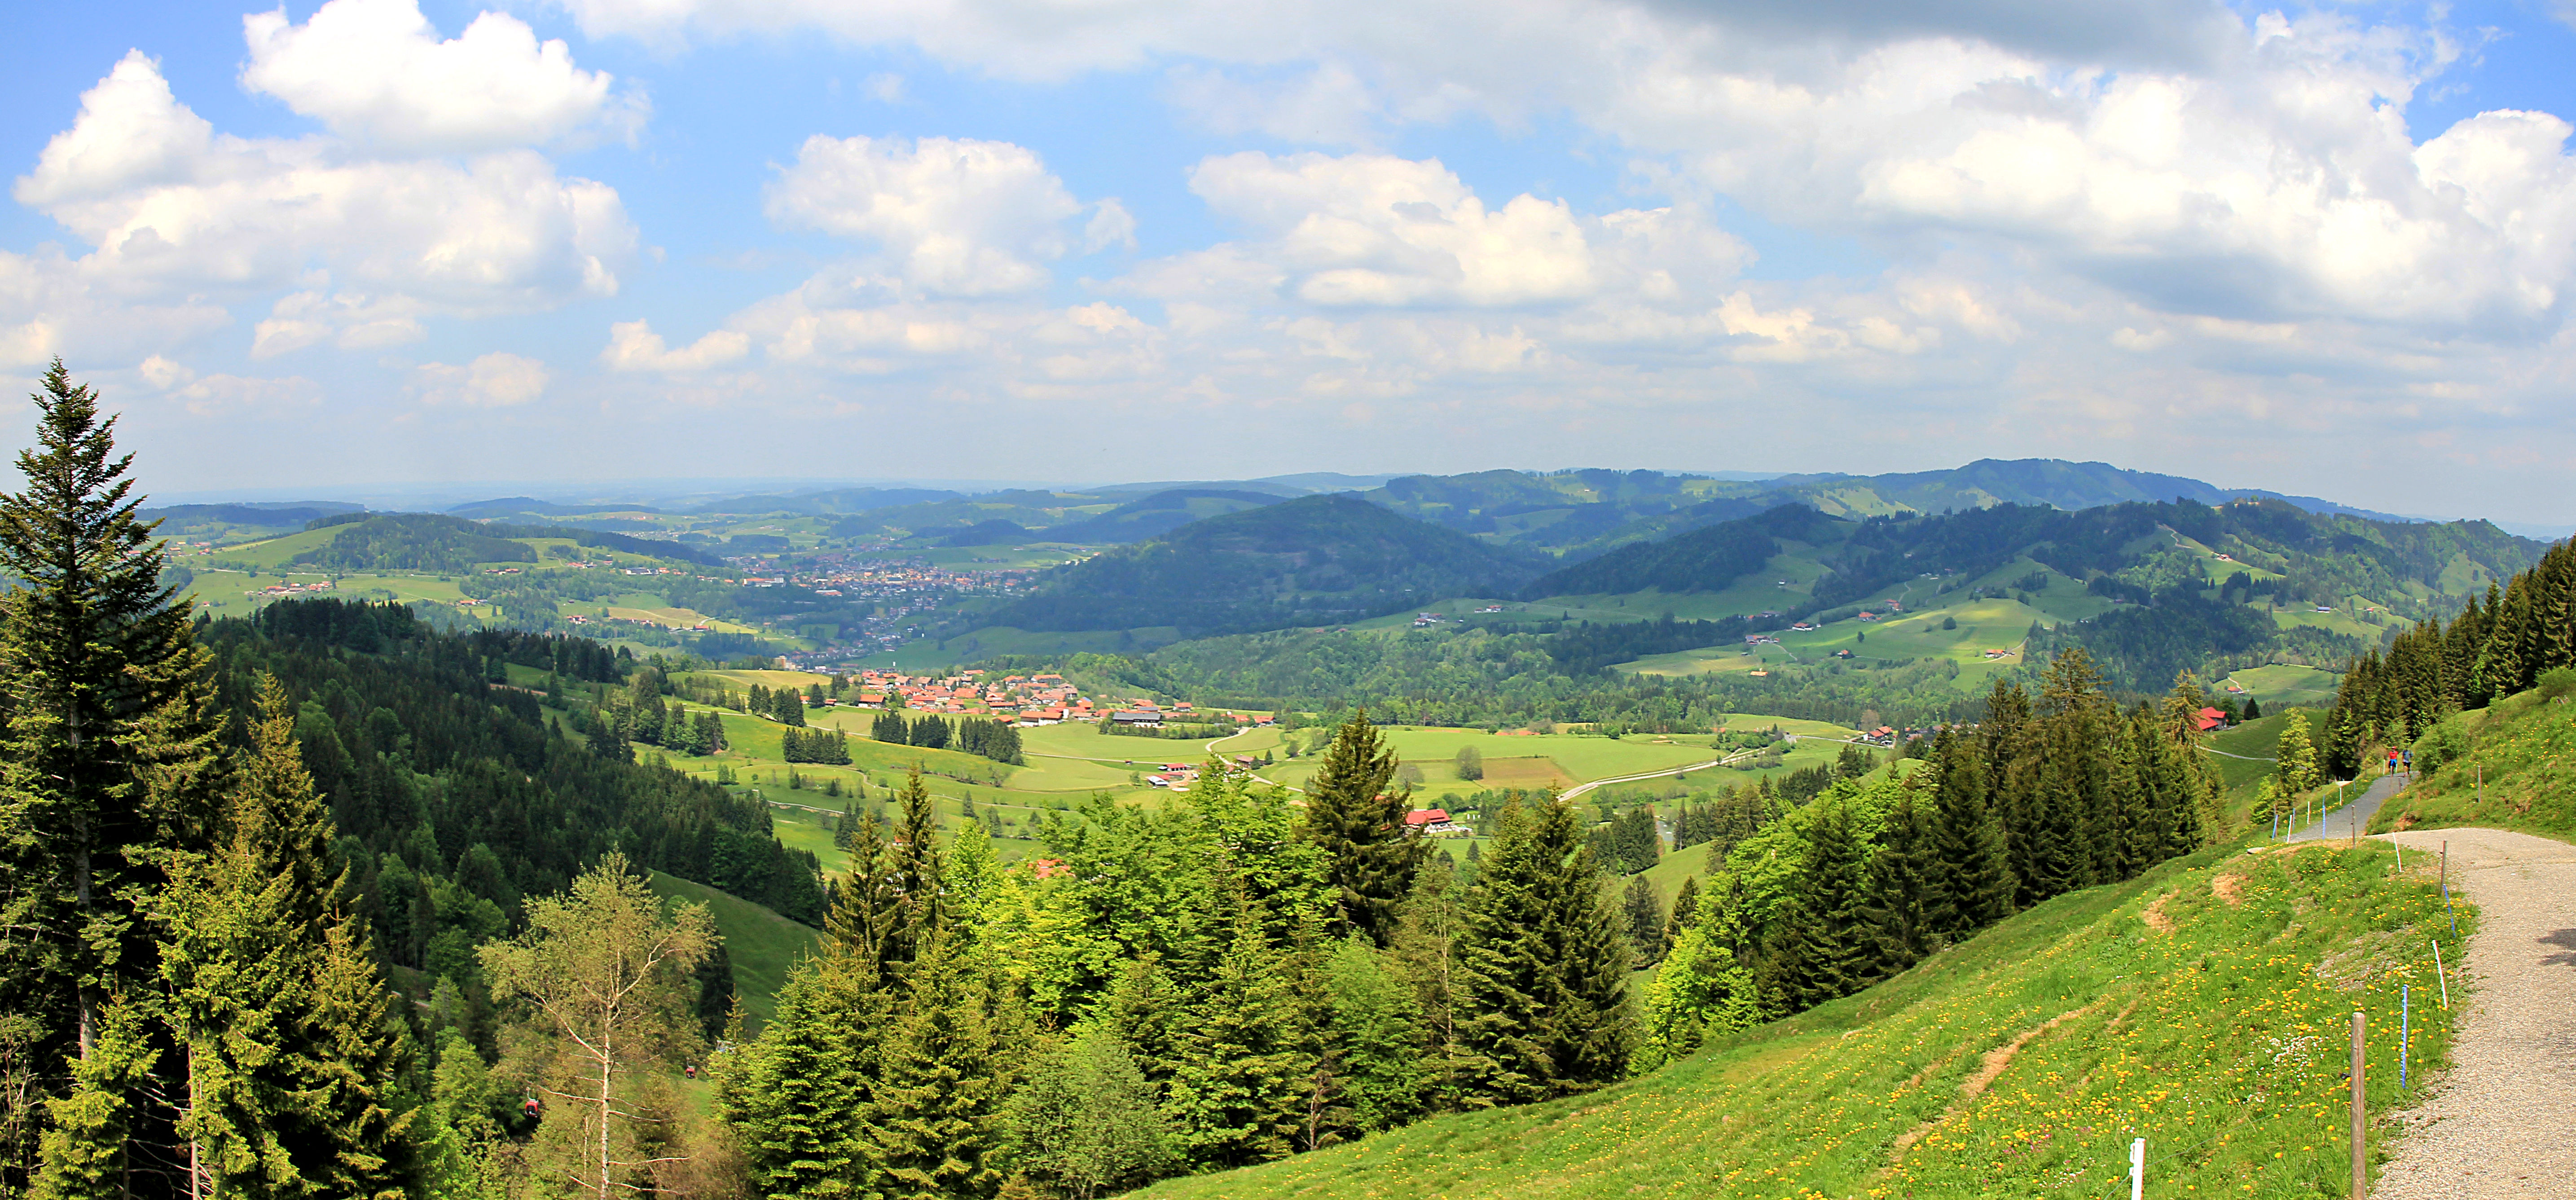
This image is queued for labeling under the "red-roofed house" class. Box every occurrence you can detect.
[2194,706,2227,732]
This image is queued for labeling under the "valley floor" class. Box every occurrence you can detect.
[2373,828,2576,1199]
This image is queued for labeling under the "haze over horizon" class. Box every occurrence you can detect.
[10,0,2576,524]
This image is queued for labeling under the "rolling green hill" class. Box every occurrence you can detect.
[1138,839,2463,1200]
[980,494,1551,636]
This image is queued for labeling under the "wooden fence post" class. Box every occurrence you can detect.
[2350,1010,2367,1200]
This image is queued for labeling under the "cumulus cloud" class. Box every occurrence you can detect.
[601,319,752,371]
[411,352,550,406]
[1178,152,1598,307]
[242,0,644,153]
[9,50,634,354]
[766,135,1090,295]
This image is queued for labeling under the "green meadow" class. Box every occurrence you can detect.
[646,870,823,1032]
[1141,840,2467,1200]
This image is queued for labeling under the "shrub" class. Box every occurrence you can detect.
[2538,666,2576,701]
[2410,715,2470,779]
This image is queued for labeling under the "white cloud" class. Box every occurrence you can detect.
[411,351,550,406]
[242,0,643,154]
[766,135,1086,295]
[251,291,427,358]
[12,51,634,335]
[1084,200,1139,254]
[601,319,752,371]
[1182,152,1600,307]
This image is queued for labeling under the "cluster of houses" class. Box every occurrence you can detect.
[824,668,1283,731]
[246,578,335,600]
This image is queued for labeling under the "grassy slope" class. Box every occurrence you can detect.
[2370,687,2576,842]
[646,870,823,1032]
[1143,841,2466,1200]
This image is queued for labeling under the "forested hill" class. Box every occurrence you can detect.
[205,599,823,949]
[290,511,722,571]
[1525,503,1845,596]
[980,494,1551,635]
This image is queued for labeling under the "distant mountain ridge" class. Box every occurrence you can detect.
[979,494,1548,636]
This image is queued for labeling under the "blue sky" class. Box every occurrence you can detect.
[8,0,2576,525]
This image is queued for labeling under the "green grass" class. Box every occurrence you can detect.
[2371,686,2576,842]
[1140,840,2468,1200]
[2219,665,2343,710]
[646,870,823,1032]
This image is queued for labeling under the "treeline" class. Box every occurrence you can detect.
[723,718,1635,1196]
[465,625,627,681]
[871,708,1026,764]
[1641,650,2222,1063]
[778,724,853,763]
[2320,536,2576,777]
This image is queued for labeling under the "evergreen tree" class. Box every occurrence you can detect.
[1662,876,1701,953]
[1979,680,2042,906]
[1621,877,1666,965]
[1300,714,1427,944]
[158,678,413,1198]
[1864,784,1941,976]
[1385,858,1469,1112]
[2,361,229,1189]
[1928,728,2012,936]
[1454,796,1635,1105]
[2032,649,2110,898]
[1763,791,1878,1013]
[873,932,1015,1199]
[2243,697,2262,719]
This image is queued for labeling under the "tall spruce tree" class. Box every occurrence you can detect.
[1864,784,1942,976]
[158,678,412,1197]
[1662,876,1701,953]
[1928,728,2013,936]
[1453,796,1635,1105]
[1978,680,2042,907]
[1300,715,1427,945]
[1763,790,1878,1013]
[1621,877,1666,965]
[2032,649,2110,898]
[3,362,228,1192]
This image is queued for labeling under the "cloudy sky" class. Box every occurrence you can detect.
[8,0,2576,522]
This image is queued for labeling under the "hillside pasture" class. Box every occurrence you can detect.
[1139,841,2465,1200]
[2220,664,2343,709]
[645,870,822,1032]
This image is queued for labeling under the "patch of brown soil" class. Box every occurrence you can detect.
[2142,890,2176,933]
[2213,873,2246,906]
[1885,1000,2103,1161]
[2394,811,2419,831]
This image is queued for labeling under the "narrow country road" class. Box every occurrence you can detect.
[2285,773,2406,842]
[2371,826,2576,1198]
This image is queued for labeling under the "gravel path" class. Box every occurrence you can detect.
[2287,774,2409,843]
[2371,827,2576,1198]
